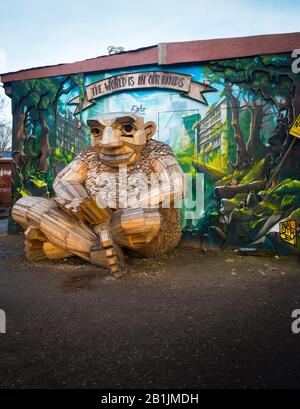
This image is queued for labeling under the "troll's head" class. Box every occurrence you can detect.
[87,113,156,167]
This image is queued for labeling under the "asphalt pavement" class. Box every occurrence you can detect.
[0,234,300,388]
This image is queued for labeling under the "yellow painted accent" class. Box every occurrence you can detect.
[289,114,300,139]
[279,220,297,246]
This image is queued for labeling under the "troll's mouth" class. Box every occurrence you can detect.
[99,152,133,163]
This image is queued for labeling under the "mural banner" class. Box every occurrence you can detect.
[69,71,216,113]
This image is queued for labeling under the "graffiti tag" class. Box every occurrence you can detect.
[279,220,297,246]
[131,104,147,115]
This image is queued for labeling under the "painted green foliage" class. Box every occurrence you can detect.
[9,54,300,254]
[11,74,86,204]
[190,54,300,254]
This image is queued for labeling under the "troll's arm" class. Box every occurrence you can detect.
[53,151,111,223]
[123,154,185,209]
[53,154,89,218]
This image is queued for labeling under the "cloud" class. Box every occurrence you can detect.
[0,50,6,74]
[1,0,300,72]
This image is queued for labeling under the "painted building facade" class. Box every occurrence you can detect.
[1,33,300,255]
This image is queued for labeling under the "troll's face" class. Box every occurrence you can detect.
[87,113,156,167]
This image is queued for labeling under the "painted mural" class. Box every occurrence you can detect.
[10,53,300,255]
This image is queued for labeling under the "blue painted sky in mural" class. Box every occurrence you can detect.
[0,0,299,73]
[81,64,223,119]
[57,64,225,151]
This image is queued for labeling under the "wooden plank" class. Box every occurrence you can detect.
[24,239,47,262]
[43,242,73,260]
[24,227,47,242]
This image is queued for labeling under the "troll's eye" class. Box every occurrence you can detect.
[122,124,135,134]
[91,127,102,136]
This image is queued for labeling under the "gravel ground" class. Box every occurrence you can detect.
[0,234,300,388]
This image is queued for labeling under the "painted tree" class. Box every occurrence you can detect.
[11,74,85,200]
[203,53,299,172]
[0,92,11,156]
[0,124,11,156]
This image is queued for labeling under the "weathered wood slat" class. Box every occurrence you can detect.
[43,242,73,260]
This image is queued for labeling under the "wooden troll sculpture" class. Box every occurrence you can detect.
[12,113,185,277]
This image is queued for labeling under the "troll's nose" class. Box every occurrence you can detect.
[99,126,124,147]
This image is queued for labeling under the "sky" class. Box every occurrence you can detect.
[0,0,299,122]
[0,0,300,74]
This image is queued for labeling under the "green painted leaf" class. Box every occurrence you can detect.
[31,179,47,188]
[20,188,31,197]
